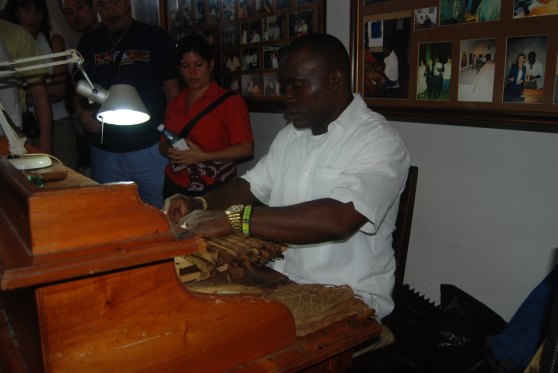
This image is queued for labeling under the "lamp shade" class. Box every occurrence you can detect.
[96,84,150,125]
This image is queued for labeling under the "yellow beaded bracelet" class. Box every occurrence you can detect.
[242,205,252,237]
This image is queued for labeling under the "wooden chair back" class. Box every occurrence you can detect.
[392,166,419,299]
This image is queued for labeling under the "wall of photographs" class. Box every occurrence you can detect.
[352,0,558,128]
[152,0,325,109]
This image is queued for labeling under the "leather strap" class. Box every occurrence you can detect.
[179,91,235,139]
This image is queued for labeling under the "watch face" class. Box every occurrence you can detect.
[226,204,244,214]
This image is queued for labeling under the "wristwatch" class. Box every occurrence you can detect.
[224,204,244,233]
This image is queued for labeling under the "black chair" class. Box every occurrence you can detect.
[349,166,419,372]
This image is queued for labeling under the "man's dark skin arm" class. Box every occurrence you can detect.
[164,178,368,244]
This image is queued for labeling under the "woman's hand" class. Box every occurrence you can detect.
[167,141,208,165]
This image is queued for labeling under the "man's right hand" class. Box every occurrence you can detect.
[162,194,194,224]
[79,110,102,133]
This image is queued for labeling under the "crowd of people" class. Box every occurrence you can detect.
[1,1,411,321]
[417,56,452,100]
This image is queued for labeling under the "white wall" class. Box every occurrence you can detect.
[242,1,558,321]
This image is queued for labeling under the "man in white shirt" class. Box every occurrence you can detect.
[163,33,410,320]
[526,51,544,90]
[382,45,399,87]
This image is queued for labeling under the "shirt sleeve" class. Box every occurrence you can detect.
[242,125,291,204]
[329,130,409,234]
[16,28,48,83]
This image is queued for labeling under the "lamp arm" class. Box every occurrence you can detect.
[0,49,83,77]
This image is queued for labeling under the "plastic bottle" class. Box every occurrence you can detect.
[157,124,189,150]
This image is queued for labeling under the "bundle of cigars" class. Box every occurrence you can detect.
[174,234,287,284]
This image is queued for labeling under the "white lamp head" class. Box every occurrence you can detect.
[75,80,150,125]
[97,84,150,125]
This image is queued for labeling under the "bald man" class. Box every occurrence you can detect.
[163,33,410,320]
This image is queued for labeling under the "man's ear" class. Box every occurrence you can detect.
[329,70,343,91]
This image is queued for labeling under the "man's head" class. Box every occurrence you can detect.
[93,0,131,31]
[528,51,536,63]
[278,33,352,135]
[383,46,392,57]
[59,0,99,33]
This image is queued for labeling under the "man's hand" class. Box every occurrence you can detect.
[177,210,232,237]
[162,194,194,223]
[79,110,102,133]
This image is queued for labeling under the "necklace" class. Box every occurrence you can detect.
[108,22,131,65]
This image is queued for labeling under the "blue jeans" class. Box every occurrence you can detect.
[90,143,167,208]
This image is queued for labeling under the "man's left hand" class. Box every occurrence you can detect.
[178,210,232,237]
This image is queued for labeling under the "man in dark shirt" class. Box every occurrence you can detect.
[75,0,179,208]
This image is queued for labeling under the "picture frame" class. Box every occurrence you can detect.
[351,1,558,130]
[164,0,325,112]
[131,0,162,27]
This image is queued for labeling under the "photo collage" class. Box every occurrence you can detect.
[360,0,558,112]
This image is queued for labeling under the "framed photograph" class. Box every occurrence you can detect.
[352,0,558,129]
[457,38,497,103]
[439,0,501,25]
[414,7,437,30]
[163,0,325,111]
[514,0,558,19]
[132,0,161,26]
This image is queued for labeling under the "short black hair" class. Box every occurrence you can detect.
[4,0,52,37]
[279,33,351,79]
[176,33,212,65]
[58,0,94,9]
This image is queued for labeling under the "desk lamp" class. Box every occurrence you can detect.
[0,49,149,170]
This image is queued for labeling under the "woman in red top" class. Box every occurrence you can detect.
[161,34,254,199]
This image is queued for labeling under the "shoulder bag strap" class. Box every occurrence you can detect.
[179,91,235,139]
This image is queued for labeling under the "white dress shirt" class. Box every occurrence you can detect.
[242,94,410,318]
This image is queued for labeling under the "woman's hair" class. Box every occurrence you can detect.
[176,33,212,65]
[4,0,51,38]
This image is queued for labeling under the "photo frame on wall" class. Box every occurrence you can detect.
[131,0,162,27]
[352,1,558,129]
[165,0,325,112]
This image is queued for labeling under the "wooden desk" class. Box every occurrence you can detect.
[0,137,381,372]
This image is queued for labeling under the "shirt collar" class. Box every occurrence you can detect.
[328,93,366,132]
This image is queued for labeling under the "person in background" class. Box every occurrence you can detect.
[0,41,21,129]
[0,18,52,153]
[381,45,398,88]
[5,0,78,169]
[161,33,253,200]
[75,0,180,208]
[59,0,100,35]
[504,52,526,103]
[163,33,410,320]
[525,51,544,90]
[431,57,444,99]
[442,57,451,95]
[58,0,101,173]
[417,58,427,98]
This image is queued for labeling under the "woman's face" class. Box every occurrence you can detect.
[517,55,525,65]
[16,3,42,38]
[178,51,213,92]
